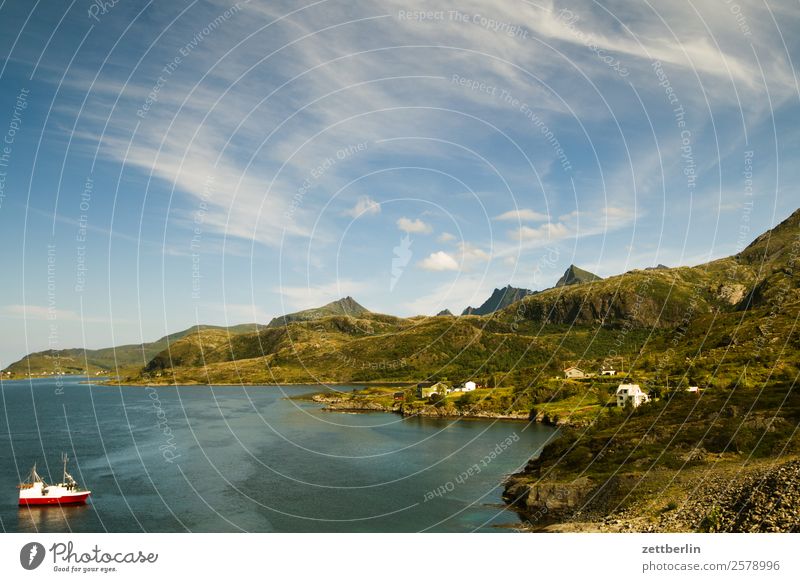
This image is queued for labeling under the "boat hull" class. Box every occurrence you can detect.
[19,492,91,506]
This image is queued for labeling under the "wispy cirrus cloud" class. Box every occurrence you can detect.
[494,208,550,222]
[60,0,797,254]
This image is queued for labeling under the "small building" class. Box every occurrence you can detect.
[461,381,477,392]
[686,386,700,393]
[616,383,650,408]
[417,382,449,398]
[564,366,586,379]
[393,391,405,401]
[600,367,616,376]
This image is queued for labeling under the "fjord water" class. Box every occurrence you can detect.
[1,378,554,532]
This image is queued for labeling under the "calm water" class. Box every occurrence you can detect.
[0,378,554,532]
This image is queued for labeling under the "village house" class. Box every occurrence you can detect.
[616,383,650,408]
[563,366,586,379]
[600,367,616,376]
[460,381,477,392]
[686,386,700,393]
[417,382,449,398]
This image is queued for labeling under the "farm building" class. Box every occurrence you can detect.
[417,382,449,398]
[616,384,650,408]
[563,366,587,379]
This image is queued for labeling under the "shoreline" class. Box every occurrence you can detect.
[502,455,800,533]
[311,393,552,423]
[97,380,418,388]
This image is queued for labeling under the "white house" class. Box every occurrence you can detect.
[600,367,616,376]
[686,386,700,393]
[564,366,586,379]
[462,381,477,392]
[418,382,449,398]
[616,383,650,408]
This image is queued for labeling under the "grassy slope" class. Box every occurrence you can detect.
[502,208,800,529]
[1,324,266,377]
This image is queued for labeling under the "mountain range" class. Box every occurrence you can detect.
[4,208,799,389]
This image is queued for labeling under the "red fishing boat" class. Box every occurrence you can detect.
[18,454,91,506]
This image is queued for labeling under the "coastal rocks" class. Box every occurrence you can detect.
[692,460,800,532]
[530,409,580,427]
[314,392,534,421]
[326,400,399,412]
[503,477,596,524]
[510,459,800,533]
[399,401,531,420]
[312,393,401,413]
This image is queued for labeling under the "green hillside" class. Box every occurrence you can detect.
[1,324,265,377]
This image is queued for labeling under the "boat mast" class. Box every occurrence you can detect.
[29,462,44,484]
[63,452,68,483]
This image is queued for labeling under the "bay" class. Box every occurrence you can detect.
[0,377,555,532]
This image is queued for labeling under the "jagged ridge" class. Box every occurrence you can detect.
[462,285,534,315]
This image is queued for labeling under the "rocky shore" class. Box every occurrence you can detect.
[312,393,532,421]
[503,458,800,532]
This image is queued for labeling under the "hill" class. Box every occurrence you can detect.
[555,264,602,287]
[267,296,369,327]
[504,379,800,531]
[0,324,265,377]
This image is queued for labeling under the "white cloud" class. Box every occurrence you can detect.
[494,209,550,222]
[418,251,459,271]
[438,232,456,243]
[457,241,492,265]
[397,217,433,234]
[344,195,381,218]
[511,222,571,242]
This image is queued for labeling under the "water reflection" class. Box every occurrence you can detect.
[18,503,92,532]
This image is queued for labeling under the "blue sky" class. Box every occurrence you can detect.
[0,0,798,366]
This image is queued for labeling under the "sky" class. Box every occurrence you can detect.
[0,0,798,366]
